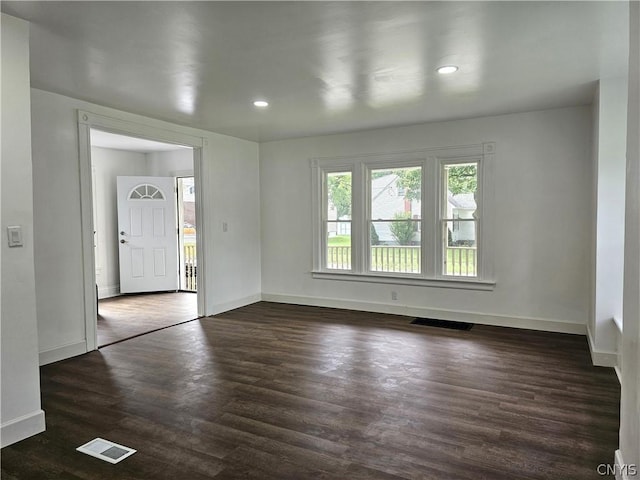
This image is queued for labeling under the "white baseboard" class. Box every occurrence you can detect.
[614,365,622,384]
[614,449,637,480]
[586,325,618,367]
[39,340,87,366]
[1,409,45,448]
[260,293,586,335]
[208,294,261,316]
[98,284,120,299]
[615,449,623,480]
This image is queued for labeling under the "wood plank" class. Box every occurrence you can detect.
[1,302,620,479]
[97,292,197,346]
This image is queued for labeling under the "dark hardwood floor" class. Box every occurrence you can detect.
[1,302,620,479]
[97,292,198,347]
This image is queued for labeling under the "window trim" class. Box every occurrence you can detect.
[366,161,425,275]
[310,270,495,290]
[310,143,495,289]
[436,157,482,280]
[321,167,355,272]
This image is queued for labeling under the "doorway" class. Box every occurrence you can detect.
[89,128,199,347]
[178,176,197,292]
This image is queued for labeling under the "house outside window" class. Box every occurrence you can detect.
[311,143,495,290]
[369,166,422,274]
[325,170,352,270]
[442,162,478,277]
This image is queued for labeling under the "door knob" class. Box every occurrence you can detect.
[120,239,126,244]
[120,231,126,235]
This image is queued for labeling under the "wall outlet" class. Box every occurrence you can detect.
[222,221,228,232]
[391,291,398,301]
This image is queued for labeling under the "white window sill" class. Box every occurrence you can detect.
[311,271,495,291]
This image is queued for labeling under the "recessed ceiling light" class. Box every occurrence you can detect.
[253,100,269,107]
[436,65,458,74]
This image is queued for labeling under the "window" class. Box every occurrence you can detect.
[325,171,352,270]
[370,166,422,274]
[129,184,165,200]
[441,162,478,277]
[311,143,494,289]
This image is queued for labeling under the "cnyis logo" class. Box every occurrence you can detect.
[597,463,638,477]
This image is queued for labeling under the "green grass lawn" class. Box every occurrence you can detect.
[328,235,351,246]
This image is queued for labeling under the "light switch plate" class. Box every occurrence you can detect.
[7,226,23,247]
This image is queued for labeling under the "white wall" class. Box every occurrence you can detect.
[31,88,261,363]
[590,77,628,365]
[91,147,148,297]
[146,149,193,176]
[619,0,640,474]
[260,106,593,332]
[204,133,261,311]
[0,14,46,447]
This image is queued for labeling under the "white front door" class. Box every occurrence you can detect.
[117,176,178,293]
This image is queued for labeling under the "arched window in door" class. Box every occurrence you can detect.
[128,184,165,200]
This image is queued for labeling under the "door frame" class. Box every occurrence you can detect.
[78,110,207,351]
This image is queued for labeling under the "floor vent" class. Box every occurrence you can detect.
[411,318,473,331]
[76,438,136,464]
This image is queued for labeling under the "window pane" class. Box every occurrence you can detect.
[370,221,421,273]
[444,163,477,218]
[327,171,352,219]
[444,220,476,276]
[443,163,478,277]
[371,166,421,220]
[370,166,422,274]
[327,221,351,269]
[325,171,352,270]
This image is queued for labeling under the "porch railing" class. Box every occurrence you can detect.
[445,246,476,276]
[184,244,197,291]
[326,245,476,276]
[327,245,352,270]
[370,246,421,273]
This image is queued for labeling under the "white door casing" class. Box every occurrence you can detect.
[78,111,206,353]
[117,176,178,293]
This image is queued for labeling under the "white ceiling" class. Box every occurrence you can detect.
[90,129,191,152]
[2,1,629,142]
